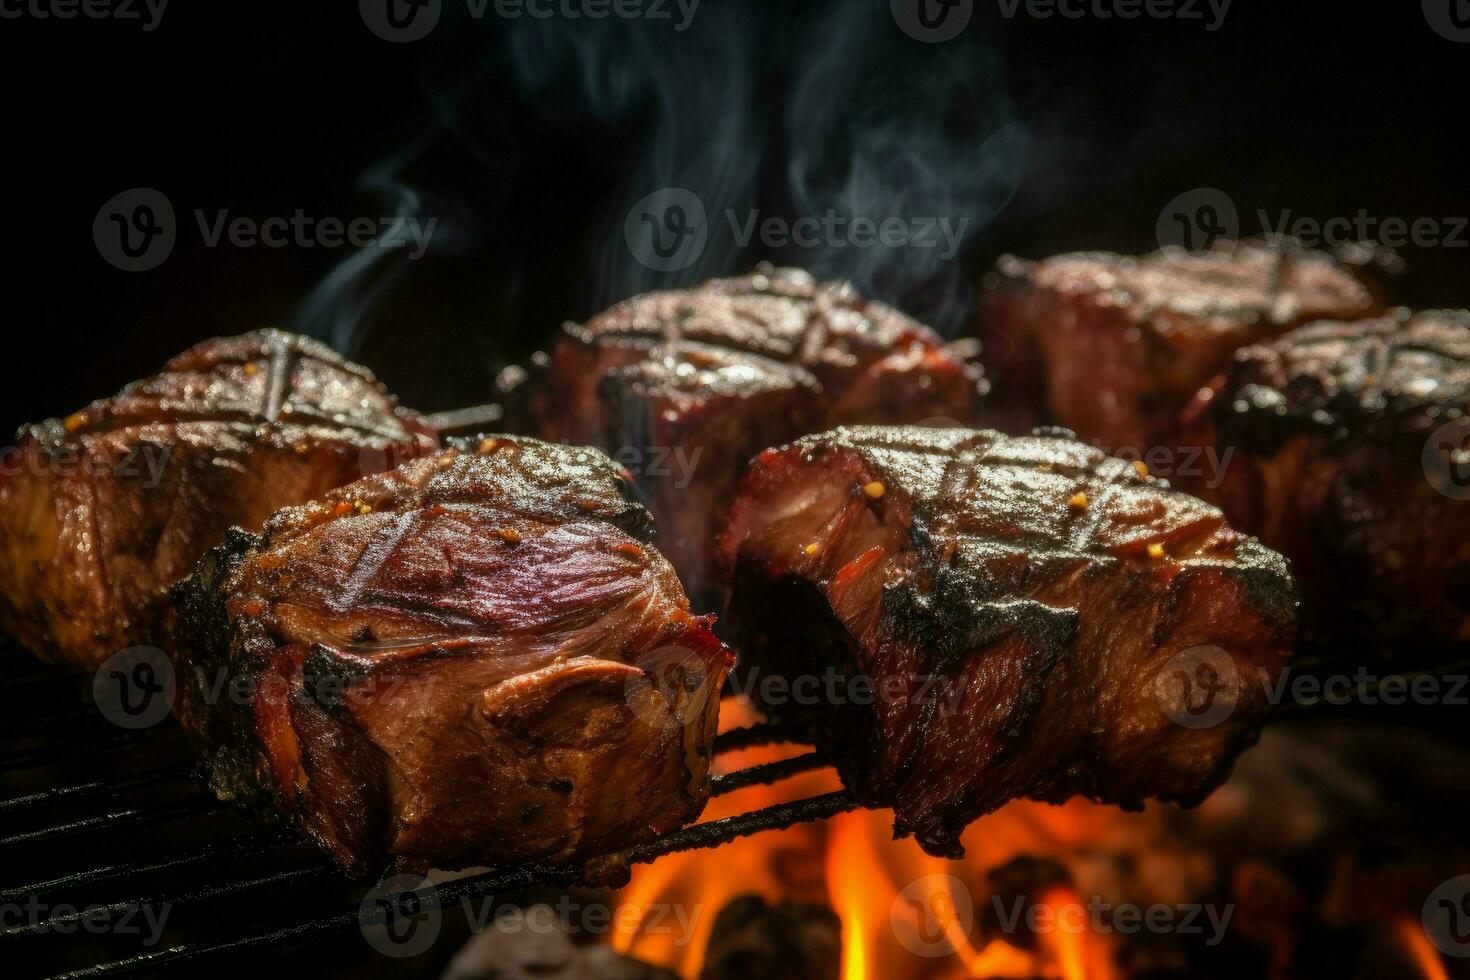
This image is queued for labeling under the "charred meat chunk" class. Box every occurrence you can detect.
[1199,311,1470,648]
[536,266,987,602]
[979,242,1383,453]
[172,439,731,875]
[722,426,1296,857]
[0,329,435,669]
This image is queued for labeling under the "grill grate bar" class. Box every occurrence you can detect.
[711,719,798,752]
[48,791,859,979]
[7,749,832,912]
[0,765,194,816]
[8,638,1467,978]
[0,830,299,905]
[0,796,217,850]
[7,740,834,946]
[4,862,341,941]
[710,750,828,794]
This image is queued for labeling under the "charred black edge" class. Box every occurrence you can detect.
[1214,313,1470,457]
[726,424,1302,859]
[169,526,286,829]
[1225,539,1302,637]
[22,328,425,454]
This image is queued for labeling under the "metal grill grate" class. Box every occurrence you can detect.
[4,635,1466,978]
[0,638,852,979]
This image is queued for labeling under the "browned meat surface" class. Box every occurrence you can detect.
[172,438,731,875]
[0,330,435,670]
[535,266,987,603]
[722,426,1296,858]
[1197,310,1470,649]
[979,242,1383,452]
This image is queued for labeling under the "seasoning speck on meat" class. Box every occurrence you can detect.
[171,438,731,875]
[722,425,1297,857]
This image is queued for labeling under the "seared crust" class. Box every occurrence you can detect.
[980,242,1383,449]
[539,267,987,601]
[723,425,1297,856]
[0,329,435,669]
[1001,246,1376,346]
[1218,310,1470,452]
[1202,311,1470,648]
[173,439,730,875]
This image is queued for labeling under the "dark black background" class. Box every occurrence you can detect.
[1,5,1467,977]
[1,0,1465,437]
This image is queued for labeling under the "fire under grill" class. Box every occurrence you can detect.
[3,632,1467,980]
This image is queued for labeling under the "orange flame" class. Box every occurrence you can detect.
[612,702,1149,979]
[1037,886,1116,980]
[1397,918,1449,980]
[612,698,842,977]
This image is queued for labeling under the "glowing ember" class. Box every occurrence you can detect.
[606,708,1456,980]
[612,698,1132,979]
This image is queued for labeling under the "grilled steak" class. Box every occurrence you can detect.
[722,425,1296,857]
[535,266,987,604]
[979,242,1383,454]
[0,330,435,670]
[1196,310,1470,648]
[171,438,730,875]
